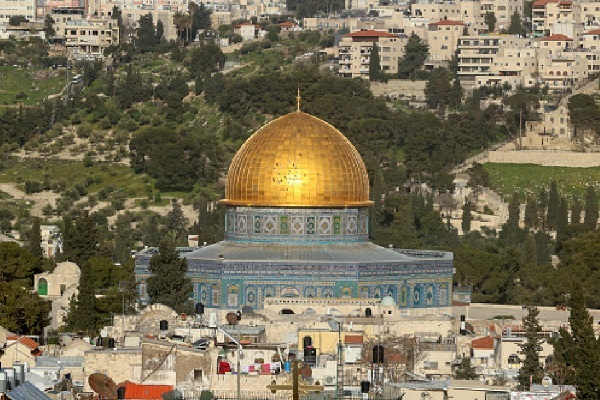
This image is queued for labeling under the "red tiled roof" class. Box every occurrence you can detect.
[123,382,173,399]
[532,0,558,7]
[541,33,573,41]
[344,335,364,344]
[584,29,600,35]
[472,336,494,350]
[279,22,297,27]
[344,29,398,38]
[429,20,465,26]
[559,1,573,4]
[7,335,40,350]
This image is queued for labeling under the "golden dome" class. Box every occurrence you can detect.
[221,111,372,207]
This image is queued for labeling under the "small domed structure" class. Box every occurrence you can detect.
[380,296,397,307]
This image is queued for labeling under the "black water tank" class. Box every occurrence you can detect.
[108,338,115,348]
[117,386,126,399]
[303,336,312,348]
[361,381,371,393]
[373,345,384,363]
[195,302,205,315]
[160,320,169,330]
[95,337,102,347]
[236,310,242,321]
[365,308,372,318]
[304,347,317,365]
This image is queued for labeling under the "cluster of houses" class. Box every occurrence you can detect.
[0,260,580,399]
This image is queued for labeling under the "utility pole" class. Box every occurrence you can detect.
[267,360,324,400]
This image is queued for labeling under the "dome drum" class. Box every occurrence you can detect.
[224,206,369,243]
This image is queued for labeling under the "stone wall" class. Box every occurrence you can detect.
[488,150,600,167]
[370,79,427,101]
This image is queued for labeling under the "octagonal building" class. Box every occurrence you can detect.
[136,110,453,313]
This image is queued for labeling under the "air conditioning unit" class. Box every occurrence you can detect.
[249,321,256,327]
[324,375,337,386]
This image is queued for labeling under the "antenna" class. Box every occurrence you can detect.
[88,373,118,400]
[296,85,301,112]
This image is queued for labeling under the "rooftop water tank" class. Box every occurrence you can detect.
[0,371,7,394]
[5,368,15,390]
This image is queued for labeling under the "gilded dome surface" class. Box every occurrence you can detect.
[221,112,372,207]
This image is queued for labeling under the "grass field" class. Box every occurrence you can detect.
[483,163,600,201]
[0,158,152,197]
[0,66,65,106]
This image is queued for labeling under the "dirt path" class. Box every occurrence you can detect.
[0,183,61,216]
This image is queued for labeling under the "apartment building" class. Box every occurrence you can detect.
[476,44,539,88]
[50,7,119,59]
[409,0,524,34]
[426,19,464,66]
[0,0,36,24]
[481,0,525,32]
[337,29,405,79]
[537,34,589,93]
[457,35,503,82]
[581,28,600,72]
[458,35,544,88]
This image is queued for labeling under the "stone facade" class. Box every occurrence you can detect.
[34,261,80,330]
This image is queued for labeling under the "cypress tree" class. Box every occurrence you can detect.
[571,195,582,225]
[368,44,382,82]
[147,239,193,314]
[508,192,520,227]
[62,213,98,267]
[556,197,569,244]
[28,217,43,259]
[552,287,600,397]
[523,234,536,264]
[547,180,560,230]
[584,185,598,231]
[537,188,548,231]
[517,306,544,390]
[524,196,538,230]
[66,261,98,333]
[461,200,472,234]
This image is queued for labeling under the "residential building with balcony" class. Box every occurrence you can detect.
[336,29,405,79]
[457,35,533,86]
[426,19,464,67]
[0,0,36,24]
[457,35,502,83]
[53,8,119,59]
[476,45,539,88]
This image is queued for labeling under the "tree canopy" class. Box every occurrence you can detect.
[147,240,193,313]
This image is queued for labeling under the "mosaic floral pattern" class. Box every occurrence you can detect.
[263,216,278,235]
[237,215,248,235]
[291,216,304,235]
[318,216,333,235]
[346,216,358,235]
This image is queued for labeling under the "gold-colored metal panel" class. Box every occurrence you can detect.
[221,112,373,207]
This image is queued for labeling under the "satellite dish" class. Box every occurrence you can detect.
[100,329,108,338]
[88,373,118,399]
